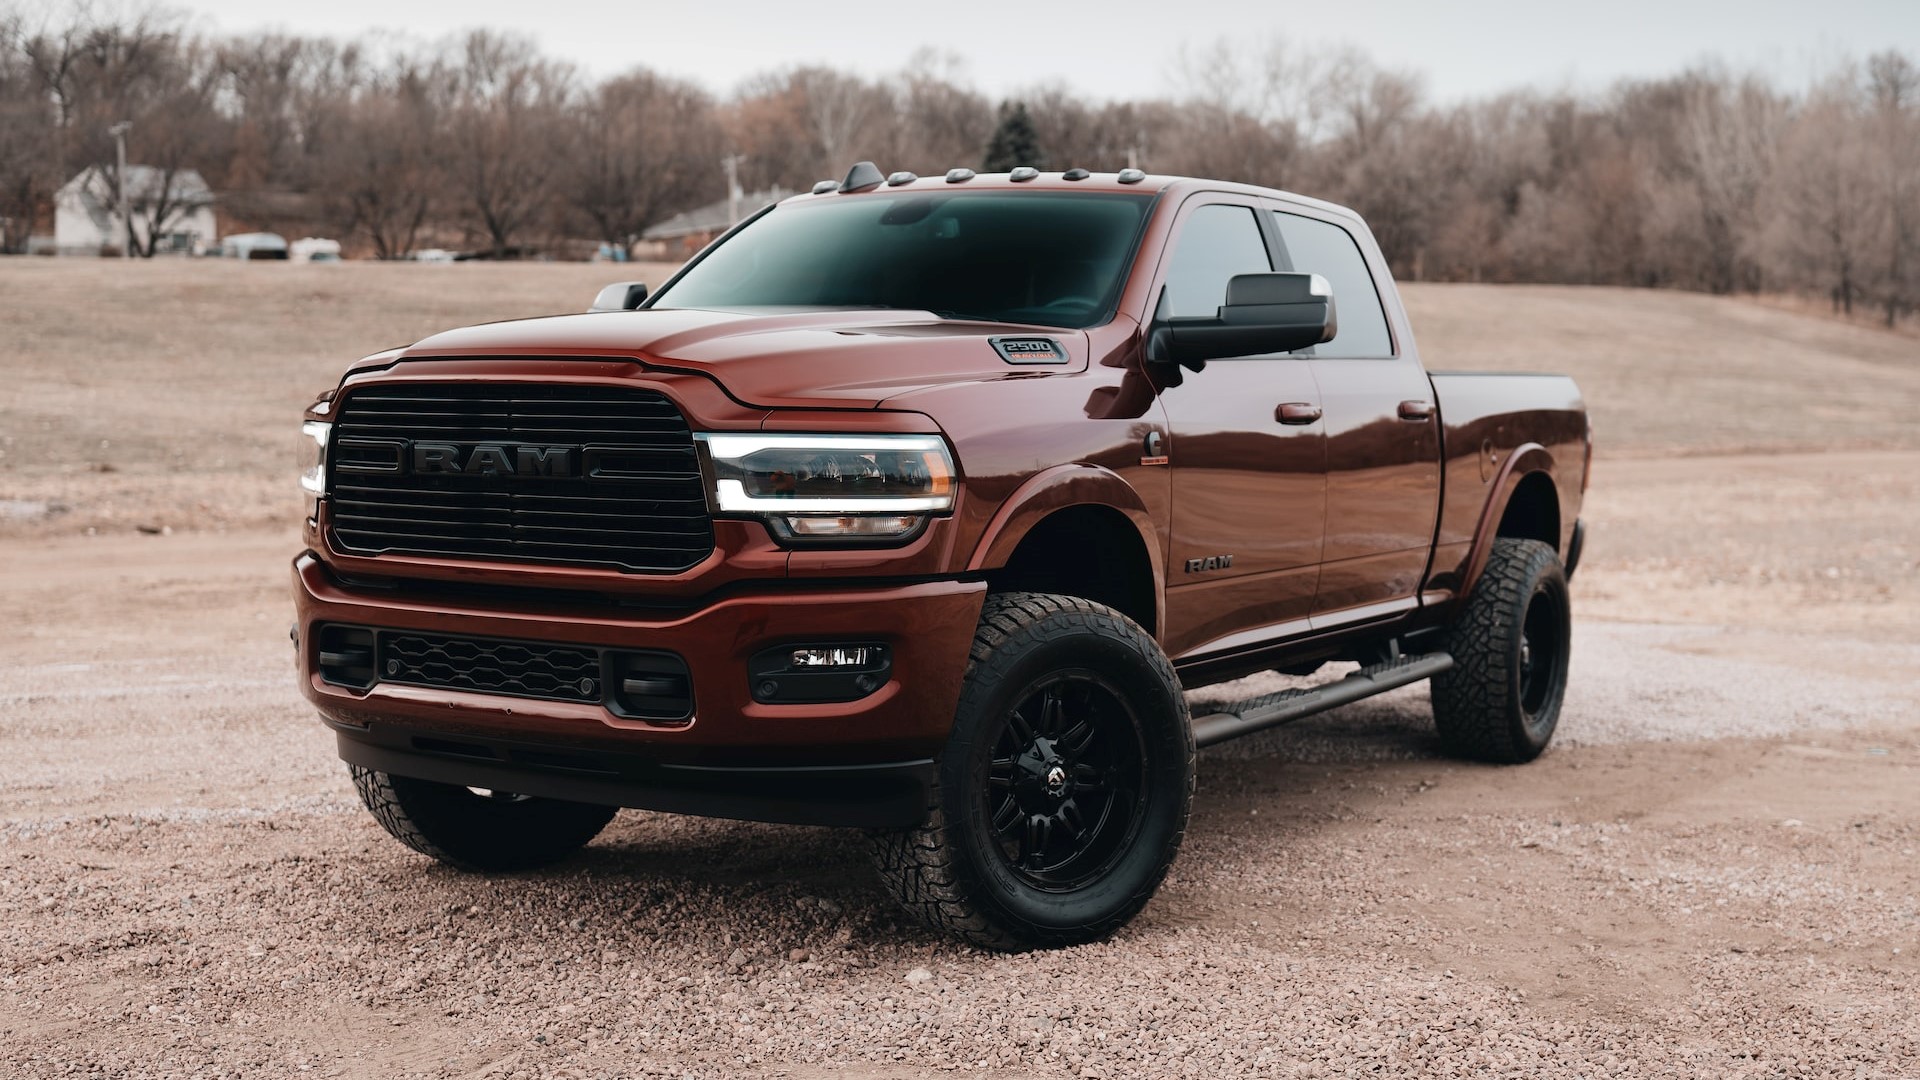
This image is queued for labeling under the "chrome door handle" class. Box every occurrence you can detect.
[1397,400,1434,421]
[1276,402,1322,425]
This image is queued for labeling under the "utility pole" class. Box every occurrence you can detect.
[108,121,132,259]
[721,154,744,226]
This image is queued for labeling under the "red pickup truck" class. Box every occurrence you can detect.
[294,163,1588,950]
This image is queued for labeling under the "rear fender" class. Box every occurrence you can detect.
[1455,443,1556,605]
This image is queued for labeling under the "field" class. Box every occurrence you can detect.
[3,260,1919,1078]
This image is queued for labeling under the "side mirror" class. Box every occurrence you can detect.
[588,281,649,312]
[1147,272,1337,370]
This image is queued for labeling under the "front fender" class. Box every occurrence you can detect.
[965,463,1166,627]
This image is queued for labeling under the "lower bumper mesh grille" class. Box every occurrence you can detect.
[315,624,694,722]
[381,631,601,703]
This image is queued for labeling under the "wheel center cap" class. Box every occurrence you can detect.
[1045,764,1068,797]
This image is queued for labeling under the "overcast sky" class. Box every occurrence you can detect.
[175,0,1919,102]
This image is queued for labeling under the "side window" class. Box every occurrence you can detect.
[1272,212,1394,357]
[1160,204,1271,319]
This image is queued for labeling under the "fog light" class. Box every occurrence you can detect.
[791,646,875,668]
[749,642,891,704]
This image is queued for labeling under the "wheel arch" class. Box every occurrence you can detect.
[966,464,1165,636]
[1455,443,1562,606]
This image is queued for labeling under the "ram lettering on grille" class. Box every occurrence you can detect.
[326,383,714,572]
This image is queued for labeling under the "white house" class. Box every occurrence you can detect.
[54,165,216,255]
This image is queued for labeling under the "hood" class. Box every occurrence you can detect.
[373,307,1092,409]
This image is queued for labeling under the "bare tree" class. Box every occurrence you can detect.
[727,66,898,189]
[441,30,573,257]
[1866,51,1920,325]
[321,60,441,259]
[0,7,52,251]
[0,9,1911,324]
[891,52,992,173]
[1759,69,1876,313]
[559,69,720,256]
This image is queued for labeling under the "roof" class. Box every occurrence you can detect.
[767,171,1367,229]
[642,188,792,240]
[59,165,213,206]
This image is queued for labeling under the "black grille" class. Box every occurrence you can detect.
[381,631,601,702]
[327,383,713,572]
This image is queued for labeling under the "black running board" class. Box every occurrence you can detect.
[1189,652,1454,749]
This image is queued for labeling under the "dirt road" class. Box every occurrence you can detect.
[4,264,1919,1077]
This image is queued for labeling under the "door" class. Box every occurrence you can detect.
[1267,206,1441,625]
[1155,199,1328,659]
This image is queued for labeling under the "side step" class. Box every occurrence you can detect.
[1189,651,1454,749]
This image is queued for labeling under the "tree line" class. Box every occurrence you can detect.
[1,6,1916,324]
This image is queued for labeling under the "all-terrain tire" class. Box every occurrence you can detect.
[350,766,618,872]
[1430,537,1571,763]
[868,592,1194,951]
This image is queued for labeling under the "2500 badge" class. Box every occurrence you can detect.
[990,336,1067,364]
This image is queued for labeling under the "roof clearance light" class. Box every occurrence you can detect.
[1117,168,1146,184]
[1008,167,1040,182]
[1062,168,1091,181]
[886,171,918,186]
[945,168,976,183]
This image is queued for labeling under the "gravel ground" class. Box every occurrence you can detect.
[2,530,1917,1079]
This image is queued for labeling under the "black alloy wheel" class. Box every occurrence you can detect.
[983,672,1148,890]
[1518,583,1568,725]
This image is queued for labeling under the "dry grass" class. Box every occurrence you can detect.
[1402,282,1920,456]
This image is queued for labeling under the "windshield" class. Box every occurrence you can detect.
[650,191,1154,329]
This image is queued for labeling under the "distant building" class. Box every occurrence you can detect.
[54,165,216,255]
[640,188,791,258]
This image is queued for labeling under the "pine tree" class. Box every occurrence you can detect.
[982,102,1045,172]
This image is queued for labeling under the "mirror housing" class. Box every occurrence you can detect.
[588,281,649,312]
[1148,272,1337,370]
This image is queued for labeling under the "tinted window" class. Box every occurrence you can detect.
[1272,212,1393,357]
[1160,204,1272,319]
[651,192,1152,329]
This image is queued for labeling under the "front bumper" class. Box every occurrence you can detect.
[293,553,985,826]
[335,723,937,827]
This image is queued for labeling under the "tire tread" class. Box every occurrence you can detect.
[1431,538,1567,764]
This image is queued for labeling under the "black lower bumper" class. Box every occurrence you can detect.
[333,723,935,829]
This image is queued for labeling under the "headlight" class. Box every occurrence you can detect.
[696,433,955,543]
[300,420,331,519]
